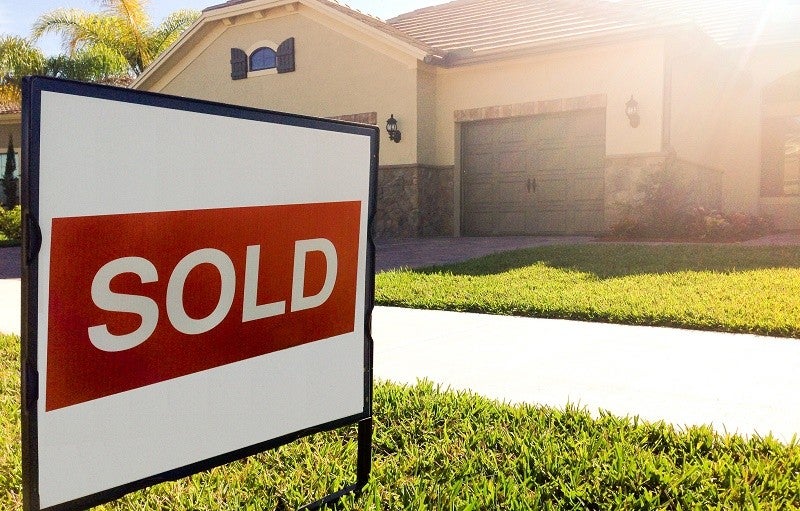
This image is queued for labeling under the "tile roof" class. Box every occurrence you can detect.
[613,0,800,48]
[0,103,21,115]
[387,0,800,59]
[200,0,800,67]
[387,0,665,57]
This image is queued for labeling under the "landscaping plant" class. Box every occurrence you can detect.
[611,158,774,241]
[0,205,20,244]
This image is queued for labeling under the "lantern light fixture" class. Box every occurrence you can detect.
[625,95,640,128]
[386,114,402,143]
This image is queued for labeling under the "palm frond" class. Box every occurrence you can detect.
[45,44,130,82]
[98,0,151,31]
[98,0,153,69]
[147,9,199,56]
[0,35,46,77]
[0,36,46,103]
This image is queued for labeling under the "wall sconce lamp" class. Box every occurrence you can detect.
[386,114,402,143]
[625,95,640,128]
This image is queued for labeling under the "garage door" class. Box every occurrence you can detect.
[461,109,606,236]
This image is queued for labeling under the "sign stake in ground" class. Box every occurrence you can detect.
[20,76,376,511]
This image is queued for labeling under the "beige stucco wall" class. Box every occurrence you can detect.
[416,65,437,165]
[668,36,758,212]
[431,37,667,167]
[150,6,420,166]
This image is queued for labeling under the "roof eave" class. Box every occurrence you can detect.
[132,13,208,89]
[433,23,689,68]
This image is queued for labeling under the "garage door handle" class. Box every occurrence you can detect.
[527,178,536,193]
[526,179,531,192]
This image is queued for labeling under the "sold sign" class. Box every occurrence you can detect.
[46,201,361,411]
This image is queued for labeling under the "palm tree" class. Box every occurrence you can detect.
[32,0,200,76]
[0,35,45,104]
[0,34,131,106]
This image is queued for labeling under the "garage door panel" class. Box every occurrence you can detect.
[572,112,606,136]
[461,109,605,235]
[534,177,567,206]
[533,148,571,172]
[463,211,492,235]
[530,115,566,140]
[570,146,606,168]
[496,181,530,210]
[568,208,605,233]
[463,122,500,146]
[498,210,532,234]
[535,210,568,233]
[499,119,528,143]
[462,152,494,178]
[463,181,496,207]
[495,148,527,174]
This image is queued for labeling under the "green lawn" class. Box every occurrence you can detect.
[2,333,800,509]
[376,243,800,338]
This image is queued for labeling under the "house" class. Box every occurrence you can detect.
[12,0,800,236]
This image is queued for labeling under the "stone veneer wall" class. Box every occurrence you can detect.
[375,165,454,238]
[324,112,456,238]
[604,153,723,229]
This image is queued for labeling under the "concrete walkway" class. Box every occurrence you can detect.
[375,307,800,442]
[0,278,19,337]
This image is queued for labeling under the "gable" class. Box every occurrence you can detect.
[135,0,428,92]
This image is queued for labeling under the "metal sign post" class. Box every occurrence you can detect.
[21,76,376,511]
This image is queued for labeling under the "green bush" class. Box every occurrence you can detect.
[0,206,21,243]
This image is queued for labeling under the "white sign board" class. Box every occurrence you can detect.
[21,77,376,510]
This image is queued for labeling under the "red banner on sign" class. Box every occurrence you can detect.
[46,202,362,411]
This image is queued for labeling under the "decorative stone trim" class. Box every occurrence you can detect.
[454,94,607,122]
[328,112,378,125]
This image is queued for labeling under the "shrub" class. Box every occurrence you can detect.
[0,205,21,242]
[611,160,774,241]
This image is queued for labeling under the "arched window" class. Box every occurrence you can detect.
[249,47,276,72]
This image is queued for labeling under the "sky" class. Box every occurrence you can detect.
[0,0,448,55]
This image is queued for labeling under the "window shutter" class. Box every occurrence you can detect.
[230,48,248,80]
[276,38,295,74]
